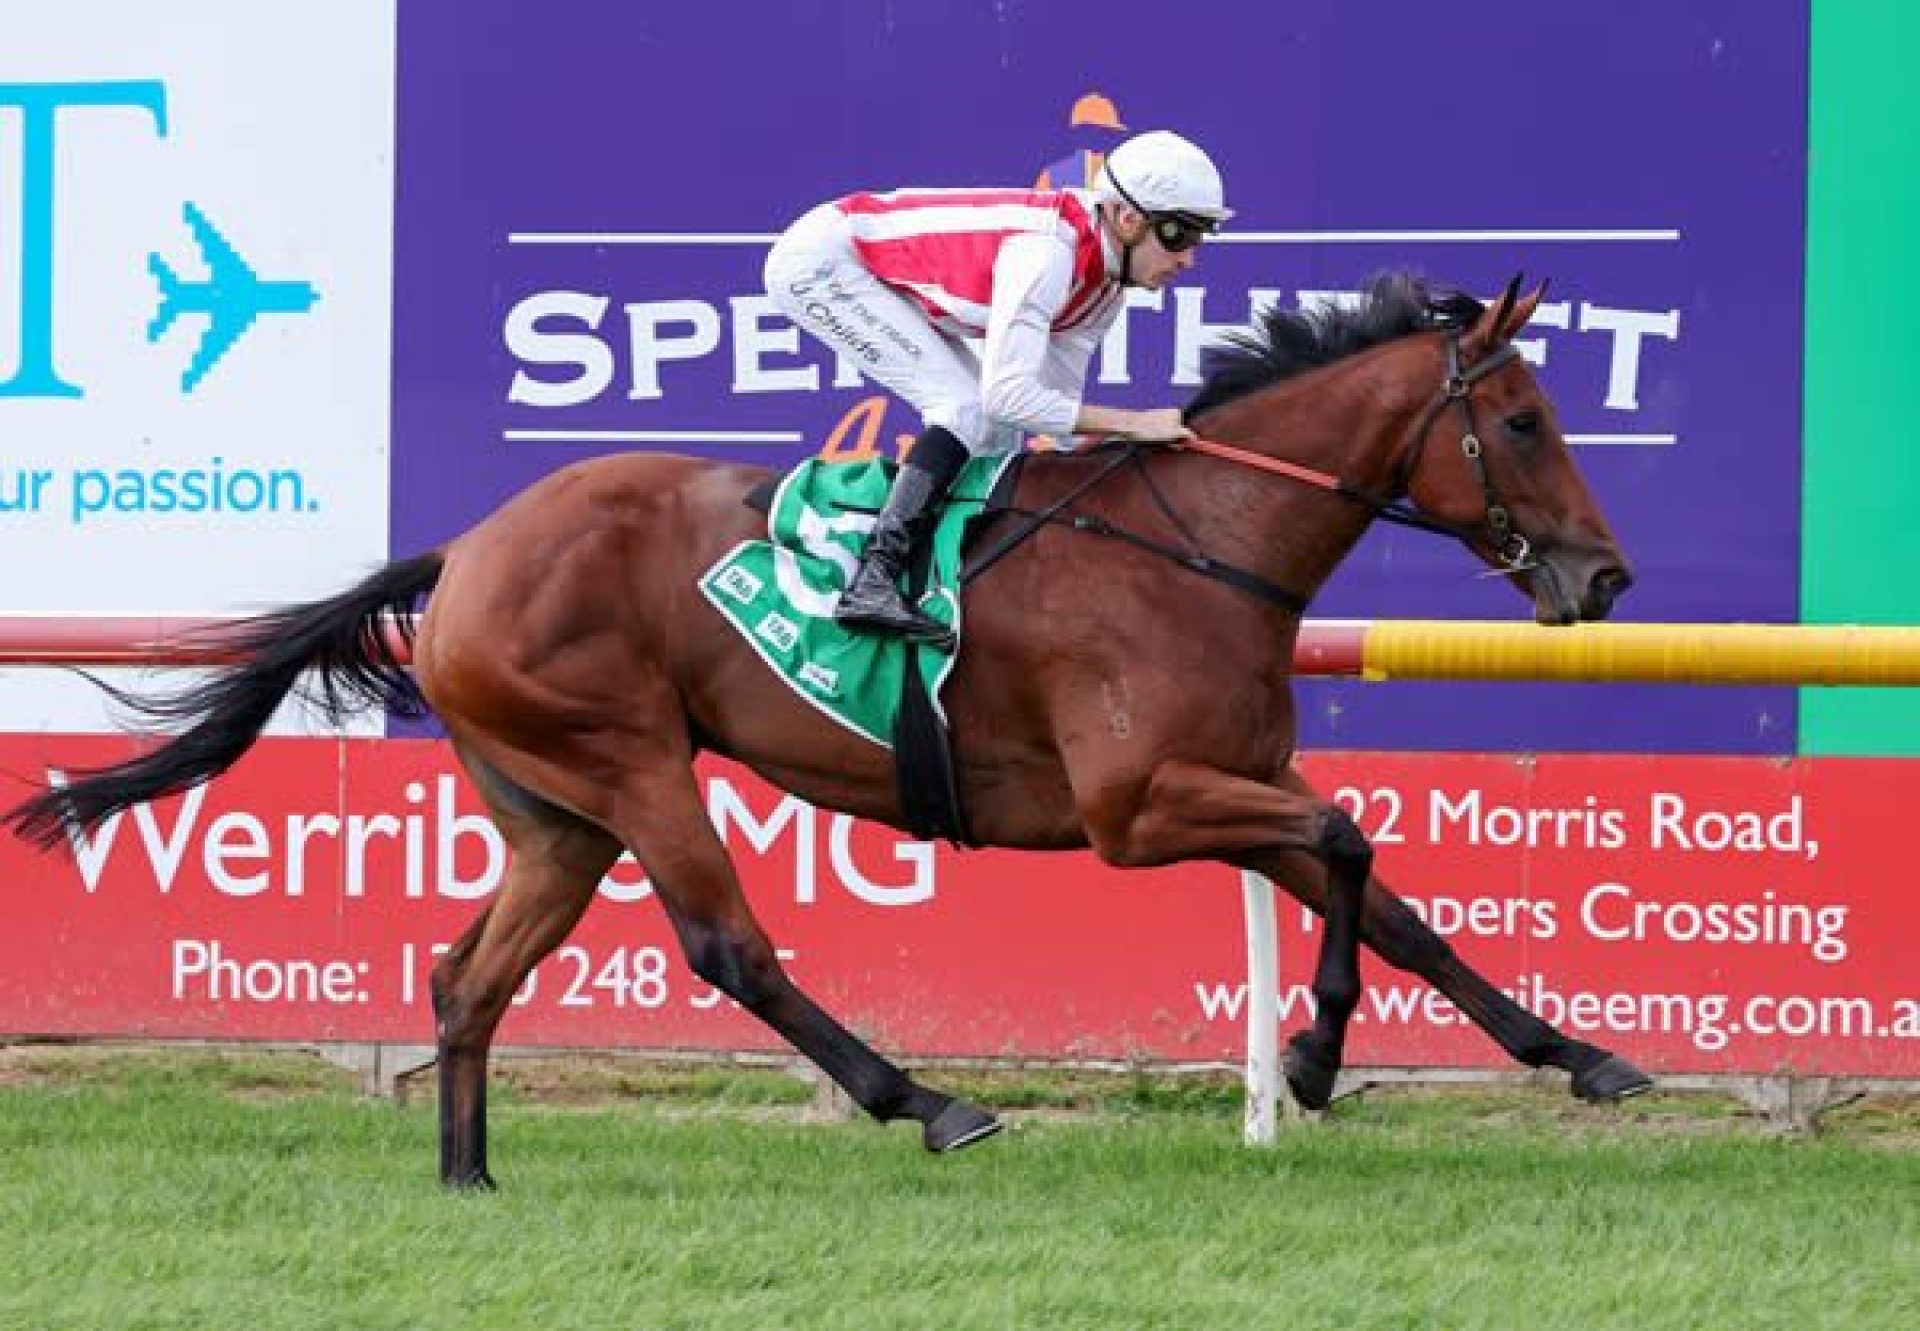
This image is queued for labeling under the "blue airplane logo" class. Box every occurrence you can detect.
[147,201,319,392]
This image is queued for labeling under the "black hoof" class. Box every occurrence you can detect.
[923,1099,1003,1153]
[444,1169,498,1192]
[1283,1032,1339,1111]
[1572,1053,1654,1104]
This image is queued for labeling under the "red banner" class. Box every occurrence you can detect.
[1,738,1914,1077]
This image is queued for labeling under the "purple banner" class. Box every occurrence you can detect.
[392,2,1809,753]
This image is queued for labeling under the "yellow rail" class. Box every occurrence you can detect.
[1358,621,1920,686]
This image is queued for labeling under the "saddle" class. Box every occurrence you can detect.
[704,453,1028,845]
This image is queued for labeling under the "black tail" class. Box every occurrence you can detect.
[5,552,445,850]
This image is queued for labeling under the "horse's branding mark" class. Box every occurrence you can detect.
[1100,676,1134,740]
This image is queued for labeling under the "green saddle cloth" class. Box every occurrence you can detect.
[699,454,1016,749]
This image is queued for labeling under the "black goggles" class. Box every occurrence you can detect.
[1108,174,1219,253]
[1148,211,1217,253]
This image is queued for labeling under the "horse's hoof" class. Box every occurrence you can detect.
[1283,1032,1338,1111]
[923,1099,1003,1153]
[1572,1054,1654,1104]
[444,1169,498,1192]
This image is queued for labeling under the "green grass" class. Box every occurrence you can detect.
[0,1049,1916,1331]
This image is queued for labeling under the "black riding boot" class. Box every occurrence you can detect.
[836,426,969,646]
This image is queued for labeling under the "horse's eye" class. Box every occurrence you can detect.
[1506,410,1540,439]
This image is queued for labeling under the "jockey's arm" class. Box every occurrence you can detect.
[981,234,1186,445]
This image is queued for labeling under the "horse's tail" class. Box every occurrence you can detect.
[5,552,446,850]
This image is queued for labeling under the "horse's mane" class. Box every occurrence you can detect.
[1186,270,1486,419]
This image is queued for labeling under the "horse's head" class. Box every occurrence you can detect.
[1398,276,1632,625]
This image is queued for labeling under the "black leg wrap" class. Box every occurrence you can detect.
[1284,1031,1341,1111]
[1317,806,1373,878]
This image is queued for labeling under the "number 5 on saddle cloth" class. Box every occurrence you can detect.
[700,453,1020,844]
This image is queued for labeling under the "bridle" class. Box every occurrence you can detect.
[1177,328,1537,573]
[1400,330,1533,569]
[962,327,1541,617]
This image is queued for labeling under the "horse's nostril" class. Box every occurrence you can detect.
[1592,566,1634,599]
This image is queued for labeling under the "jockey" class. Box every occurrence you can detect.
[764,129,1232,645]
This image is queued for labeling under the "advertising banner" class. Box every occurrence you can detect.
[391,1,1809,754]
[2,740,1910,1079]
[0,2,396,729]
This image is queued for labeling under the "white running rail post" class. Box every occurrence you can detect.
[1241,870,1310,1143]
[1242,870,1280,1144]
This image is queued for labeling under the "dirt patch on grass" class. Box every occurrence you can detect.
[1820,1092,1920,1148]
[0,1042,131,1087]
[0,1041,355,1100]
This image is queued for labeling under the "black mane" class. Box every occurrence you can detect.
[1186,270,1485,419]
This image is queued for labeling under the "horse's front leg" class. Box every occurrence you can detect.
[1083,759,1371,1110]
[1271,768,1652,1103]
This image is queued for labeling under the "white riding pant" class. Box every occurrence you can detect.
[763,204,1021,455]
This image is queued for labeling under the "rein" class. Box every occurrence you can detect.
[1171,435,1463,543]
[961,330,1535,616]
[1180,332,1530,564]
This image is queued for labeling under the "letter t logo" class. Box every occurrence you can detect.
[0,81,168,399]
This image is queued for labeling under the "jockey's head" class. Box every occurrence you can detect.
[1094,130,1233,290]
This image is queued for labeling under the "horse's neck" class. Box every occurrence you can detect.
[1190,350,1429,600]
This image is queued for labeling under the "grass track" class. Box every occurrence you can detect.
[0,1049,1915,1331]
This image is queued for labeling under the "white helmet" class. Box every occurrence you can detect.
[1096,130,1233,223]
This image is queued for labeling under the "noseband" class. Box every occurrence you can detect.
[1393,332,1533,571]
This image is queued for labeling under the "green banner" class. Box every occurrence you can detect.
[1800,0,1920,753]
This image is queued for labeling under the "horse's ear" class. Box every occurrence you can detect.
[1497,281,1547,342]
[1467,272,1534,351]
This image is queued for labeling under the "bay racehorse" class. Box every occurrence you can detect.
[8,272,1648,1188]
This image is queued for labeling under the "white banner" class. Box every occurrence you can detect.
[0,2,396,729]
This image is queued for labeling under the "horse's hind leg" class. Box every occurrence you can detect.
[430,764,623,1189]
[609,759,1000,1153]
[1264,767,1653,1103]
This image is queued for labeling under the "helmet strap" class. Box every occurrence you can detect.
[1102,201,1144,288]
